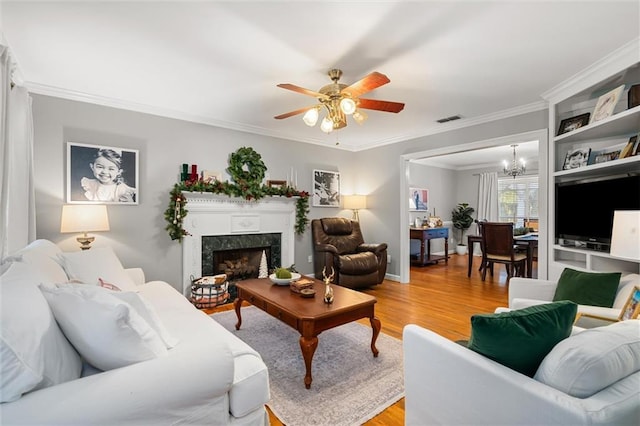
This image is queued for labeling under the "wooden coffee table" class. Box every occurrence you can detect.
[234,278,380,389]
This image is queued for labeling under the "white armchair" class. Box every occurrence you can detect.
[508,274,640,320]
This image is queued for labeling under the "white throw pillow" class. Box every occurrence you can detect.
[113,291,179,349]
[39,284,168,371]
[0,262,82,403]
[58,247,137,291]
[534,320,640,397]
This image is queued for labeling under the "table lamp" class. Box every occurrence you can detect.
[60,205,110,250]
[610,210,640,261]
[343,195,367,222]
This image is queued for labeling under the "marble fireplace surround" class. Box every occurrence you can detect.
[181,192,297,296]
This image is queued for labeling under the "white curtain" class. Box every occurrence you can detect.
[475,172,499,255]
[0,43,35,258]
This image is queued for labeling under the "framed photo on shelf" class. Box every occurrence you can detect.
[587,142,626,165]
[619,135,637,159]
[266,179,287,188]
[409,187,428,211]
[312,169,340,207]
[618,286,640,321]
[562,147,591,170]
[66,142,138,204]
[590,84,625,124]
[557,113,590,135]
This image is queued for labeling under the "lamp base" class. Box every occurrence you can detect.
[352,210,360,222]
[77,234,95,250]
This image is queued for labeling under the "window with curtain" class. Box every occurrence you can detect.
[497,176,538,227]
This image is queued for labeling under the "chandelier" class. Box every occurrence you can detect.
[503,144,526,178]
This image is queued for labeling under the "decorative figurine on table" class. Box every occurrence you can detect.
[322,266,334,304]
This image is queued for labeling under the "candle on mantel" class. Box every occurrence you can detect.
[191,164,198,181]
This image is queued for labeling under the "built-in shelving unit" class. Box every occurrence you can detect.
[543,38,640,279]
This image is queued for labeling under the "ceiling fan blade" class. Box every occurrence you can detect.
[358,98,405,113]
[274,105,318,120]
[341,72,390,98]
[277,83,328,99]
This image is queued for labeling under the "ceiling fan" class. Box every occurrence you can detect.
[274,69,405,133]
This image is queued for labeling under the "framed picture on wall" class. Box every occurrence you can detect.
[66,142,139,204]
[409,187,428,211]
[312,169,340,207]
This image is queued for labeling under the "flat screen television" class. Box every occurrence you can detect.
[555,174,640,250]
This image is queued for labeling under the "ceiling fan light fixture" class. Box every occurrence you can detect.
[352,109,368,125]
[320,117,334,133]
[303,107,319,126]
[339,97,356,115]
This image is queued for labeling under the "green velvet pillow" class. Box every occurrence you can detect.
[553,268,621,307]
[468,301,577,377]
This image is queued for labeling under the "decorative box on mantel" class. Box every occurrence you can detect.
[181,192,297,297]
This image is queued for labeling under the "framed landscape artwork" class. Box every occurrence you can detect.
[409,187,428,211]
[67,142,139,204]
[313,169,340,207]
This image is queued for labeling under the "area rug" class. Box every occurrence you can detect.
[211,306,404,426]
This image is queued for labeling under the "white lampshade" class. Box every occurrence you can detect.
[343,195,367,221]
[610,210,640,261]
[320,117,334,133]
[352,109,367,125]
[303,107,319,126]
[343,195,367,210]
[61,205,110,250]
[339,98,356,115]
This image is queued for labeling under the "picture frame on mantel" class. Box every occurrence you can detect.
[312,169,340,207]
[67,142,138,204]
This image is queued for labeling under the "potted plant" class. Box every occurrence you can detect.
[451,203,475,255]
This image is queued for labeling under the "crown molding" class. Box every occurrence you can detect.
[354,100,548,151]
[25,80,546,153]
[541,37,640,103]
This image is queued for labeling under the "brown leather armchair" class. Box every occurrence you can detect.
[311,217,388,289]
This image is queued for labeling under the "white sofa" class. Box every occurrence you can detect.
[508,273,640,320]
[0,239,270,425]
[403,320,640,425]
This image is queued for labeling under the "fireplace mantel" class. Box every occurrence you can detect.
[181,192,297,296]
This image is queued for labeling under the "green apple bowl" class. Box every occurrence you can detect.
[269,272,301,285]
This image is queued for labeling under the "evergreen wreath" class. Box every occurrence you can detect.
[165,147,310,242]
[227,147,266,186]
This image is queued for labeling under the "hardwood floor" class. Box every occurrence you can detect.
[210,253,530,425]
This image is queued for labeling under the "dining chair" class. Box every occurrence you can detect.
[480,222,527,282]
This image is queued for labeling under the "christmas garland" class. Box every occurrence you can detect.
[165,147,310,242]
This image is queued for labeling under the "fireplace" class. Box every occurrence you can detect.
[202,233,281,280]
[181,192,296,296]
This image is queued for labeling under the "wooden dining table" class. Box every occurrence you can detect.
[467,234,538,278]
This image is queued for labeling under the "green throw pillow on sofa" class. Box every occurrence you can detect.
[468,301,577,377]
[553,268,621,307]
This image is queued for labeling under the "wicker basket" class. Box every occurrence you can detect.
[190,275,229,309]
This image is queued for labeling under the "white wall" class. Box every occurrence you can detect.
[31,94,358,290]
[31,94,547,289]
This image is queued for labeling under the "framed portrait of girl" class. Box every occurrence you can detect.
[67,142,139,204]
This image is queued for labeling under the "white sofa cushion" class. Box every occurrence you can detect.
[0,262,82,403]
[535,319,640,397]
[111,290,179,349]
[39,284,168,371]
[613,274,640,309]
[58,247,137,291]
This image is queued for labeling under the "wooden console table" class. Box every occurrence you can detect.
[410,227,449,266]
